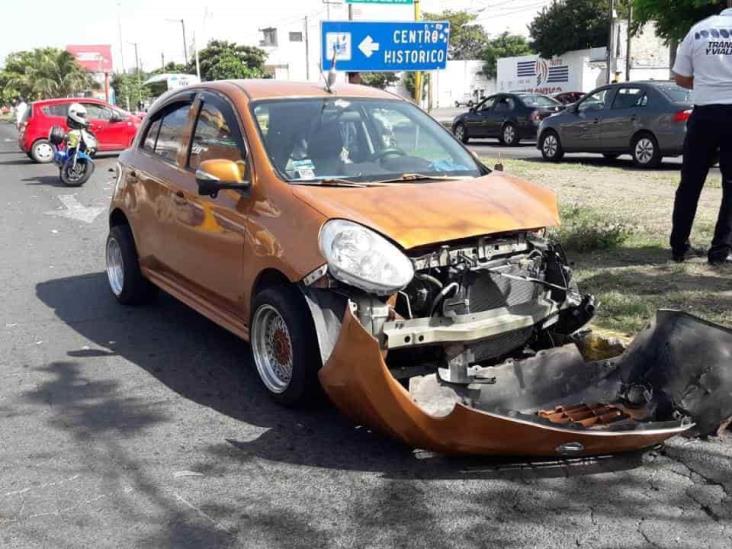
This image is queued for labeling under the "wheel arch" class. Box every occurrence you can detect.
[109,208,130,229]
[630,129,657,149]
[251,268,293,300]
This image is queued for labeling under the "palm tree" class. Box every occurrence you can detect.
[1,48,95,100]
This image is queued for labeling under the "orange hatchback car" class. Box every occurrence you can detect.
[105,80,730,457]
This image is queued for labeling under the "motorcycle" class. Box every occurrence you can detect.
[49,125,97,187]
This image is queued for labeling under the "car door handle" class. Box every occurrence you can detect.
[174,191,187,206]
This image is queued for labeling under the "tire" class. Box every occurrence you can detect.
[250,285,322,407]
[603,153,620,160]
[499,123,519,146]
[60,158,95,187]
[540,131,564,162]
[30,139,55,163]
[632,133,661,168]
[454,123,469,144]
[105,224,157,305]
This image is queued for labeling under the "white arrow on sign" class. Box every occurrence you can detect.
[359,35,380,58]
[45,195,105,224]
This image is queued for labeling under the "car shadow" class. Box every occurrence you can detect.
[23,175,67,187]
[35,272,649,479]
[521,155,685,172]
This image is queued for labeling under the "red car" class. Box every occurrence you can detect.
[18,98,141,163]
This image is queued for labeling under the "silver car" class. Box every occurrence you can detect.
[537,81,692,168]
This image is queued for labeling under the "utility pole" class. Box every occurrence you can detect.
[606,0,616,84]
[414,0,422,106]
[129,41,142,106]
[166,18,188,65]
[625,4,632,82]
[161,52,165,70]
[117,2,126,73]
[304,16,311,81]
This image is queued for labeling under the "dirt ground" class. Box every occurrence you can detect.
[488,157,731,335]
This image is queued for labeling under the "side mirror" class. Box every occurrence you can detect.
[196,159,251,198]
[469,106,477,113]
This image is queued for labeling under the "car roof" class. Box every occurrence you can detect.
[186,79,402,102]
[32,97,108,106]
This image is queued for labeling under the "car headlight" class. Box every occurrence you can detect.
[319,219,414,295]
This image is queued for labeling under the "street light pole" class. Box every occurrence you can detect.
[166,18,188,65]
[129,41,142,107]
[606,0,616,84]
[414,0,422,106]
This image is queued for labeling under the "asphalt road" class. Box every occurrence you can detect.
[1,121,730,548]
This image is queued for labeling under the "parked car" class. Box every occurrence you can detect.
[552,91,586,105]
[452,93,564,146]
[99,79,721,456]
[538,81,692,168]
[18,98,142,163]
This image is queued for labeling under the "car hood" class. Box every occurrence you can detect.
[292,173,559,250]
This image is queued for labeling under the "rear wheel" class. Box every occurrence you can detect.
[105,225,157,305]
[499,123,519,146]
[250,286,322,406]
[632,133,661,168]
[540,131,564,162]
[454,123,469,144]
[30,139,54,163]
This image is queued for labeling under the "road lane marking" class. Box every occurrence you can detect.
[44,195,105,224]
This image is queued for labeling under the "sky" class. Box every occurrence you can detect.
[0,0,552,71]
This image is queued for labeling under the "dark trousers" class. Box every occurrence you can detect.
[670,104,732,260]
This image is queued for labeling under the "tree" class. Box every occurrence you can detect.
[632,0,726,43]
[529,0,619,58]
[0,48,94,100]
[111,70,146,111]
[482,33,534,79]
[424,9,489,60]
[360,72,400,89]
[194,40,267,81]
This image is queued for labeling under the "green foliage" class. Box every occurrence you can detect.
[482,33,534,79]
[110,70,147,110]
[0,48,94,100]
[404,72,430,97]
[194,40,267,81]
[529,0,615,58]
[632,0,726,43]
[424,9,489,60]
[552,205,635,252]
[359,72,400,89]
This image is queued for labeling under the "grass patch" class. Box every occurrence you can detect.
[551,204,635,253]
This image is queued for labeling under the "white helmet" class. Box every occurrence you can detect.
[67,103,88,129]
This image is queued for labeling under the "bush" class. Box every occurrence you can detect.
[551,205,635,253]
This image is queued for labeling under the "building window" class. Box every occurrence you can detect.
[260,28,278,47]
[289,32,303,43]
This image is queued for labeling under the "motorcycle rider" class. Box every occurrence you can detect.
[65,103,91,152]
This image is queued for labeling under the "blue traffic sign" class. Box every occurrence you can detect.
[321,21,450,72]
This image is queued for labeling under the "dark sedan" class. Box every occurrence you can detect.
[538,81,692,168]
[452,93,564,146]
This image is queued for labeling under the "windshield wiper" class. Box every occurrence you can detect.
[373,173,468,184]
[293,178,368,188]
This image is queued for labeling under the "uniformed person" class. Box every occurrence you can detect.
[670,7,732,265]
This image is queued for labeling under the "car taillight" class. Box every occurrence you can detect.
[530,110,542,122]
[673,109,692,123]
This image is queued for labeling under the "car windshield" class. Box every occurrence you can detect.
[655,83,692,104]
[519,94,561,107]
[251,98,482,184]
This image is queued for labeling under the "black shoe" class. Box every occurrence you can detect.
[709,253,732,266]
[672,245,707,263]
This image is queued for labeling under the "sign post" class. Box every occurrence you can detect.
[413,0,422,106]
[320,20,449,73]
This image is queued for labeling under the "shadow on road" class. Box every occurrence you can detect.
[22,175,68,187]
[35,272,649,480]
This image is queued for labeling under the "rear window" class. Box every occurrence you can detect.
[519,94,561,107]
[655,83,692,104]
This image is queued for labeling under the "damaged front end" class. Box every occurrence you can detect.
[303,230,732,456]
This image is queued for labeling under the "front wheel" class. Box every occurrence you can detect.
[540,131,564,162]
[632,134,661,168]
[499,123,519,146]
[60,158,95,186]
[105,225,158,305]
[454,123,469,144]
[250,286,322,407]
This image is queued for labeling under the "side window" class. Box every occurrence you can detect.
[578,89,609,113]
[189,102,245,170]
[154,104,192,163]
[494,97,514,112]
[42,104,68,117]
[143,118,162,153]
[83,104,111,120]
[479,97,496,111]
[612,88,646,109]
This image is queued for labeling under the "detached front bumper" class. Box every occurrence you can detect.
[318,307,731,457]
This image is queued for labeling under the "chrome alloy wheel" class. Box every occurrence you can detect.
[252,304,294,394]
[503,124,516,144]
[106,236,125,297]
[635,137,655,165]
[543,134,558,157]
[455,125,465,141]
